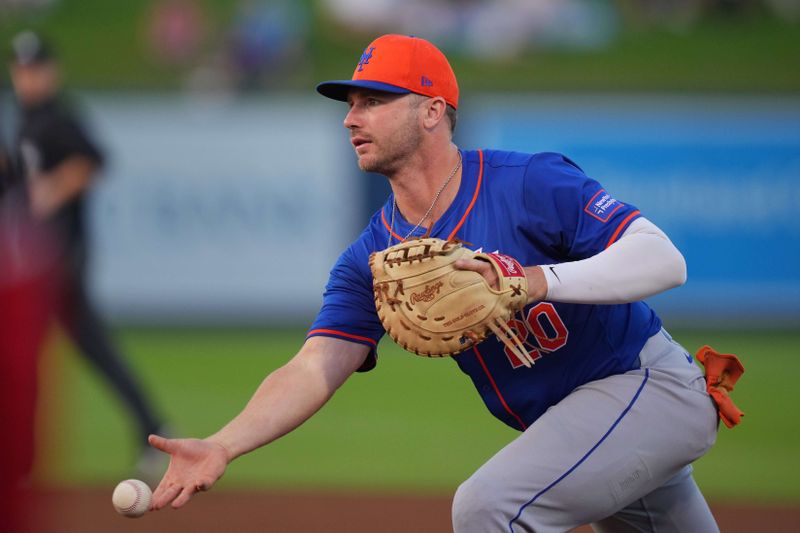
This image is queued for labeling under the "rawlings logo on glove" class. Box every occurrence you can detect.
[369,237,535,366]
[410,281,444,304]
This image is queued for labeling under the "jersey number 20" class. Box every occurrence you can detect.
[504,303,568,369]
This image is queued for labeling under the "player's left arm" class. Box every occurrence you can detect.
[456,217,685,305]
[533,216,685,304]
[457,154,686,305]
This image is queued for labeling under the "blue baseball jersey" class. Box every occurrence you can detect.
[308,149,661,430]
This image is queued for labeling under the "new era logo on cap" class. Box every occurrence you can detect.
[316,34,459,109]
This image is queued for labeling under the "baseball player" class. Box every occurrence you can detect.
[0,137,8,198]
[7,31,167,480]
[149,35,734,532]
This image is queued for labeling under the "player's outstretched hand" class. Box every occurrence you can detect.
[148,434,230,510]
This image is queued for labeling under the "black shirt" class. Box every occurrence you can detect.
[15,96,104,267]
[0,113,14,197]
[0,148,11,198]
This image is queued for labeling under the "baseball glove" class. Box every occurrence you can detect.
[369,237,534,366]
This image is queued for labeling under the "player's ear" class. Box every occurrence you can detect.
[420,96,447,131]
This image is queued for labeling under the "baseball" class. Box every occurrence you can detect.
[112,479,152,518]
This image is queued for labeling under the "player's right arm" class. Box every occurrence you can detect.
[27,155,98,219]
[23,113,105,219]
[148,335,369,510]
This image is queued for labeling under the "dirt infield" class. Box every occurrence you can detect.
[25,488,799,532]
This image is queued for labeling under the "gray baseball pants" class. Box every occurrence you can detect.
[452,329,720,533]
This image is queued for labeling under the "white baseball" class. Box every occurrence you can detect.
[112,479,152,518]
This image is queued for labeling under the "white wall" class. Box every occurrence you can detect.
[85,94,360,323]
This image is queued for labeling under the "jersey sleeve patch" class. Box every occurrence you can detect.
[584,189,624,223]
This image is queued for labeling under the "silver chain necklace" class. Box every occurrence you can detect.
[388,150,462,247]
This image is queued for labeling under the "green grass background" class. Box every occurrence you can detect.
[36,327,800,504]
[1,1,798,92]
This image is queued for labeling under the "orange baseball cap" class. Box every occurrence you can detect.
[316,34,459,109]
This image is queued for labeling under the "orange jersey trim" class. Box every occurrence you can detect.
[380,208,406,242]
[307,329,378,346]
[605,210,641,249]
[473,346,528,431]
[379,150,484,242]
[448,149,483,240]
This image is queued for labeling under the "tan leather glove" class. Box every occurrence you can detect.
[370,237,534,366]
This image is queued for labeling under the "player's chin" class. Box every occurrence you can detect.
[356,154,380,173]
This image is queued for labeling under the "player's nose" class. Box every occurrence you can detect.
[343,105,361,130]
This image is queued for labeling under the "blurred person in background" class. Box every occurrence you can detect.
[320,0,618,59]
[7,30,167,483]
[227,0,309,91]
[1,90,58,533]
[0,179,59,533]
[1,101,13,197]
[144,0,209,68]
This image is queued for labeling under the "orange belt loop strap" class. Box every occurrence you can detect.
[695,345,745,428]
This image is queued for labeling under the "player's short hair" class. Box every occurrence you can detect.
[445,104,457,135]
[411,94,457,135]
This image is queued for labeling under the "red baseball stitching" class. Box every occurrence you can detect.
[120,481,143,513]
